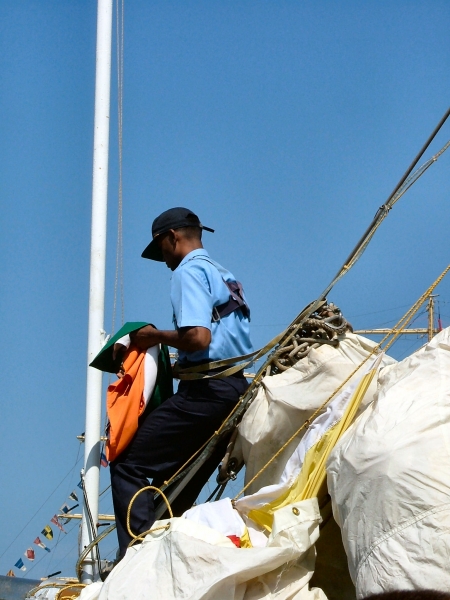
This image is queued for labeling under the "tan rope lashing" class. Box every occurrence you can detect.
[55,583,87,600]
[175,328,288,380]
[26,581,80,599]
[126,486,173,547]
[161,386,258,487]
[161,393,249,487]
[75,523,117,582]
[320,137,450,301]
[233,265,450,500]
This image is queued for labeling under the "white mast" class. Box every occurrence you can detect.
[80,0,113,583]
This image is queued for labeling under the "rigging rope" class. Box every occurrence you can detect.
[233,264,450,499]
[320,136,450,301]
[79,471,102,576]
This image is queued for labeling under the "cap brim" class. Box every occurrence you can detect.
[141,239,164,261]
[141,225,215,261]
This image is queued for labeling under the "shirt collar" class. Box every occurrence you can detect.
[176,248,210,270]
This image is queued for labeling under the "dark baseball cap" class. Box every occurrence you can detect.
[141,207,214,261]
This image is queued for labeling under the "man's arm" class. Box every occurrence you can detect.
[129,324,211,352]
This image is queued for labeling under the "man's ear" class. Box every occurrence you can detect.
[168,229,183,250]
[169,229,180,247]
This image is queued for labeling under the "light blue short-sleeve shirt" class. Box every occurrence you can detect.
[170,249,253,365]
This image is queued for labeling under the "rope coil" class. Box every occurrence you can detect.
[126,486,173,547]
[271,303,350,373]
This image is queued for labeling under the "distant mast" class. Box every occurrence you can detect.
[81,0,113,583]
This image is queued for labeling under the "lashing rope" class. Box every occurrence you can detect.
[126,486,173,547]
[232,264,450,500]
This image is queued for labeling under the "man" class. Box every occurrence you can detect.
[110,207,252,559]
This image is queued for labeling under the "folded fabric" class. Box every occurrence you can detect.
[90,322,150,373]
[103,326,174,461]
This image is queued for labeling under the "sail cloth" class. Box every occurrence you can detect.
[75,350,386,600]
[235,354,383,535]
[327,326,450,598]
[78,499,327,600]
[235,333,396,494]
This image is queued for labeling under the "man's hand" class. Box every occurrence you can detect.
[112,342,128,361]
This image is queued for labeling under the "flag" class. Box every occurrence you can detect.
[59,503,78,524]
[34,537,51,552]
[69,491,78,502]
[62,503,78,513]
[6,570,15,577]
[14,558,26,571]
[77,480,83,490]
[51,515,66,533]
[41,525,53,540]
[24,548,35,561]
[100,451,108,468]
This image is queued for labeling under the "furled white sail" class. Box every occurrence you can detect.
[327,326,450,598]
[235,333,396,494]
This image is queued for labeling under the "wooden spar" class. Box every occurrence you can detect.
[355,295,440,342]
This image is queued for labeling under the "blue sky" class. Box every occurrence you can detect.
[1,0,449,579]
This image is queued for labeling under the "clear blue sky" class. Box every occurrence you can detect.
[1,0,449,579]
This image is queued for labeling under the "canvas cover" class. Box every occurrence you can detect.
[235,333,396,493]
[78,498,327,600]
[327,326,450,598]
[76,341,389,600]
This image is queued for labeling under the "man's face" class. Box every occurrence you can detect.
[157,231,179,271]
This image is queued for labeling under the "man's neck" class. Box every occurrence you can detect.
[171,241,204,270]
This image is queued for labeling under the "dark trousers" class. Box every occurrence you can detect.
[110,372,248,558]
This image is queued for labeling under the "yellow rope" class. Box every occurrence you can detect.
[76,524,117,582]
[233,264,450,500]
[161,390,249,487]
[26,581,83,600]
[126,485,173,547]
[55,583,87,600]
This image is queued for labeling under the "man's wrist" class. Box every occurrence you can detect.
[130,325,160,349]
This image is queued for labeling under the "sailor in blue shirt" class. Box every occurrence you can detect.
[171,248,253,366]
[109,207,252,558]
